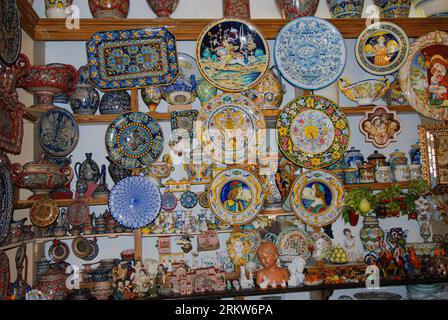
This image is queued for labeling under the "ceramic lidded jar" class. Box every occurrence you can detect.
[409,164,422,181]
[326,0,365,18]
[375,166,392,183]
[147,0,179,18]
[99,90,131,115]
[344,147,365,170]
[88,0,130,18]
[275,0,319,18]
[373,0,411,17]
[359,213,385,254]
[344,168,359,184]
[389,149,408,171]
[393,164,411,182]
[367,150,387,168]
[69,66,100,115]
[358,163,375,183]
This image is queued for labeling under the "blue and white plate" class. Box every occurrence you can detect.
[180,191,198,209]
[274,17,347,90]
[108,176,161,229]
[36,108,79,157]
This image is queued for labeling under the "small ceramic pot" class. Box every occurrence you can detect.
[93,281,113,300]
[409,164,422,181]
[106,156,132,184]
[275,0,319,18]
[88,0,129,18]
[389,149,408,171]
[358,164,375,183]
[344,147,365,170]
[99,90,131,115]
[147,0,179,18]
[393,164,410,182]
[327,0,365,18]
[344,168,359,184]
[409,143,421,165]
[141,86,162,111]
[375,166,392,183]
[196,79,218,105]
[367,150,387,168]
[45,0,73,18]
[374,0,411,18]
[338,77,390,106]
[415,0,448,17]
[69,83,100,115]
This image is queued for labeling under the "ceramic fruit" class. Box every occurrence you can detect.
[147,0,179,18]
[275,0,319,18]
[338,77,390,106]
[389,149,408,171]
[11,154,73,200]
[393,164,411,182]
[35,269,69,300]
[99,90,131,115]
[374,0,411,18]
[330,244,348,264]
[415,0,448,17]
[141,86,162,112]
[223,0,250,19]
[196,79,218,105]
[326,0,365,18]
[360,214,385,254]
[88,0,129,18]
[45,0,73,18]
[69,67,99,115]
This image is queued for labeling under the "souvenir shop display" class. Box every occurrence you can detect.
[338,77,390,106]
[359,106,402,148]
[0,154,12,246]
[0,0,21,66]
[326,0,365,18]
[88,0,129,18]
[147,0,179,18]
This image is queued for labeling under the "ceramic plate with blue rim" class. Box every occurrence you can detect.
[161,192,177,211]
[274,16,347,90]
[105,112,164,170]
[36,108,79,157]
[180,191,198,209]
[108,176,161,229]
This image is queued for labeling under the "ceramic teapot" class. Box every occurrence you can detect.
[74,153,100,185]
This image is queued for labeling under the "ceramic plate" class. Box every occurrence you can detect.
[196,18,270,92]
[86,27,178,90]
[108,176,161,229]
[277,228,312,262]
[48,241,70,262]
[170,110,198,138]
[72,236,91,259]
[0,0,21,66]
[0,154,12,245]
[180,191,198,209]
[274,16,346,90]
[356,22,409,76]
[0,251,9,300]
[29,198,59,228]
[178,53,203,84]
[196,93,266,164]
[209,167,265,226]
[36,109,79,158]
[354,292,402,300]
[399,31,448,120]
[198,191,210,208]
[290,169,345,227]
[276,95,350,168]
[66,199,90,227]
[83,240,99,261]
[105,112,164,170]
[161,192,177,211]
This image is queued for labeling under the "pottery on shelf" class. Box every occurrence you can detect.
[35,270,69,300]
[196,79,218,105]
[367,150,387,168]
[11,154,74,200]
[327,0,365,18]
[360,214,385,254]
[275,0,319,19]
[344,147,365,170]
[409,142,421,165]
[375,166,393,183]
[393,164,410,182]
[143,159,173,186]
[88,0,129,18]
[223,0,251,19]
[147,0,179,18]
[141,86,162,112]
[374,0,411,18]
[415,0,448,17]
[161,78,197,105]
[69,67,99,115]
[409,164,422,181]
[45,0,73,18]
[74,153,101,186]
[106,156,132,184]
[382,75,408,106]
[99,90,131,115]
[389,149,408,171]
[338,77,390,106]
[92,165,110,198]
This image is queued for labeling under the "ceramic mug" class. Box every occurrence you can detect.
[393,164,411,182]
[409,164,422,181]
[375,166,392,183]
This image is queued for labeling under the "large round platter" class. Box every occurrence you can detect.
[196,93,266,164]
[0,0,21,66]
[277,228,312,262]
[209,167,265,226]
[290,169,345,228]
[108,176,161,229]
[0,154,12,245]
[178,53,203,84]
[37,108,79,157]
[196,18,270,92]
[105,112,164,170]
[48,241,70,262]
[356,22,409,76]
[29,198,59,228]
[399,31,448,120]
[276,95,350,168]
[274,17,346,90]
[0,251,10,300]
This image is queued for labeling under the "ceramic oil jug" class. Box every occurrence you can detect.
[75,153,100,185]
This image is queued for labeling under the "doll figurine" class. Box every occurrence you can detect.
[256,241,289,288]
[287,256,306,287]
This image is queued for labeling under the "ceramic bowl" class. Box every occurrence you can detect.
[415,0,448,17]
[374,0,411,17]
[99,90,131,115]
[338,77,390,105]
[327,0,365,18]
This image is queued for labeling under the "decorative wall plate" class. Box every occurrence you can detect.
[48,241,70,262]
[36,109,79,158]
[108,176,161,229]
[0,154,12,245]
[209,167,265,226]
[290,169,345,227]
[83,240,99,261]
[277,228,312,262]
[196,93,266,164]
[72,236,91,259]
[274,17,346,90]
[196,18,269,92]
[0,251,9,300]
[198,191,210,208]
[66,198,90,227]
[178,52,203,84]
[0,0,21,66]
[399,31,448,120]
[86,27,178,90]
[360,106,402,148]
[161,192,177,211]
[180,191,198,209]
[276,95,350,168]
[105,112,164,170]
[170,110,198,138]
[29,198,59,228]
[356,22,409,76]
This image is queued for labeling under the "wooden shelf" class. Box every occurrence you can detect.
[344,181,410,191]
[13,197,108,209]
[34,232,134,244]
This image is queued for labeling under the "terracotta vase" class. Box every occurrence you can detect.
[88,0,130,18]
[223,0,251,19]
[147,0,179,18]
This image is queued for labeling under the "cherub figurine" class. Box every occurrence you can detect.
[287,256,306,287]
[256,241,289,289]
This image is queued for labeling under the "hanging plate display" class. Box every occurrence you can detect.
[72,236,91,259]
[105,112,164,170]
[196,18,270,92]
[108,176,161,229]
[180,191,198,209]
[0,0,21,66]
[209,167,265,226]
[399,31,448,120]
[29,198,59,228]
[161,192,177,211]
[83,239,99,261]
[274,16,346,90]
[276,95,350,168]
[48,241,70,262]
[196,93,266,164]
[290,169,345,228]
[277,228,312,263]
[86,27,178,90]
[0,154,12,245]
[0,251,9,300]
[355,22,409,76]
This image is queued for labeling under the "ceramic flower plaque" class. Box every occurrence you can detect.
[360,106,402,148]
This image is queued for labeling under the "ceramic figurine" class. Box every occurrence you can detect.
[223,0,251,19]
[226,280,232,292]
[374,0,411,18]
[275,0,319,18]
[75,153,100,186]
[131,262,150,297]
[364,251,380,289]
[141,86,162,112]
[327,0,365,18]
[343,228,360,262]
[45,0,73,18]
[415,196,433,243]
[256,242,289,288]
[99,90,131,115]
[338,78,390,106]
[287,256,305,287]
[69,67,100,115]
[88,0,129,18]
[147,0,179,18]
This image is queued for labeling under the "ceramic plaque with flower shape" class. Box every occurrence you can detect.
[290,169,345,228]
[196,93,266,164]
[196,18,269,92]
[86,27,178,90]
[276,95,350,169]
[274,17,346,90]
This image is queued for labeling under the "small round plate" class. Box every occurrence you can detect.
[161,192,178,211]
[180,191,198,209]
[198,191,210,208]
[72,236,91,259]
[196,18,270,92]
[29,198,59,228]
[83,240,99,261]
[36,108,79,158]
[48,241,70,262]
[178,52,203,84]
[356,22,409,76]
[277,228,312,262]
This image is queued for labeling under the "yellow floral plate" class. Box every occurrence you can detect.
[276,95,350,168]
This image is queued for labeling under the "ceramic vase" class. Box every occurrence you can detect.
[275,0,319,18]
[327,0,365,18]
[69,83,99,115]
[106,156,132,184]
[389,149,408,171]
[147,0,179,18]
[393,165,410,182]
[141,86,162,112]
[359,214,385,254]
[45,0,73,18]
[88,0,129,18]
[223,0,251,19]
[99,90,131,115]
[409,143,421,165]
[409,164,422,181]
[344,147,365,170]
[375,166,392,183]
[74,153,101,185]
[373,0,411,17]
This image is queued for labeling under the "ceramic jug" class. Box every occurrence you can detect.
[75,153,100,185]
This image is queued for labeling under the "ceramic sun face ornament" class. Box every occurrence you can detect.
[359,106,402,148]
